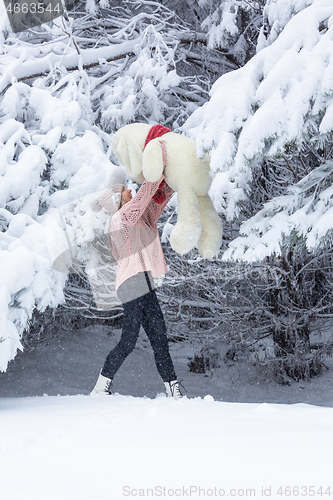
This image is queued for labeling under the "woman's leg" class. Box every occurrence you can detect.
[101,296,143,379]
[141,291,177,382]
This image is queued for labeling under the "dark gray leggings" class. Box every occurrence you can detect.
[101,289,177,382]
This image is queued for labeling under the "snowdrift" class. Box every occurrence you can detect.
[0,395,332,500]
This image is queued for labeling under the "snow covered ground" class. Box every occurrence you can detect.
[1,326,333,499]
[1,393,333,500]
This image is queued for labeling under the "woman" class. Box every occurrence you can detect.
[90,174,183,399]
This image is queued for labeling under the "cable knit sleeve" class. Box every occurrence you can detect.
[120,175,165,226]
[147,181,174,222]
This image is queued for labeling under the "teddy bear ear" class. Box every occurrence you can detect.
[115,134,143,180]
[142,139,164,182]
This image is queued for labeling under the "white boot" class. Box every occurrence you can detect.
[90,373,113,396]
[164,380,183,400]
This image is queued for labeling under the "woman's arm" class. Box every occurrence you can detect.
[120,175,165,226]
[147,181,174,222]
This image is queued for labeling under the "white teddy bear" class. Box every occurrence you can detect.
[111,122,223,258]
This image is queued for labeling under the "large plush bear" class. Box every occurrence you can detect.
[111,123,222,258]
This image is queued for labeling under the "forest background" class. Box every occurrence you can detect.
[1,0,333,386]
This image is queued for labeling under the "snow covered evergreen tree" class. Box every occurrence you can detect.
[183,0,333,379]
[0,0,236,370]
[4,0,332,381]
[199,0,265,64]
[185,0,333,224]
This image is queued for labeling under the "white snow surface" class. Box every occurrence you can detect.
[0,394,332,500]
[1,325,333,500]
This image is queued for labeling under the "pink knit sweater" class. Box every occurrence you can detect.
[109,175,174,291]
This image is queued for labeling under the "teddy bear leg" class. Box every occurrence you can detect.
[197,195,223,259]
[170,188,202,255]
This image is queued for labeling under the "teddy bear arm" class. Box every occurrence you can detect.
[142,139,164,182]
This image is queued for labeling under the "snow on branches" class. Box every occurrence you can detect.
[199,0,264,64]
[0,120,67,371]
[0,84,121,370]
[223,160,333,261]
[0,0,225,370]
[98,25,182,130]
[185,0,333,224]
[258,0,314,49]
[201,0,240,50]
